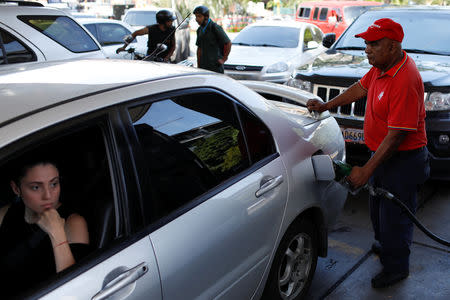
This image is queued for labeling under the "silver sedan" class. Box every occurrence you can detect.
[0,60,346,300]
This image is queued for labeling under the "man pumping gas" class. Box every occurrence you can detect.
[117,9,176,62]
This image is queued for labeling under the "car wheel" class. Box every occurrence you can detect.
[262,219,318,300]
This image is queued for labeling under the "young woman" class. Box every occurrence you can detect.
[0,157,90,296]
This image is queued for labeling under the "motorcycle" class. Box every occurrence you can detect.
[116,35,168,62]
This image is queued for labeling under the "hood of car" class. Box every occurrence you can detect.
[227,45,298,67]
[297,50,450,85]
[266,100,325,126]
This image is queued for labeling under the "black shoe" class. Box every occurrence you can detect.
[371,270,409,288]
[371,241,381,255]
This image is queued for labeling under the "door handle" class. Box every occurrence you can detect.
[255,175,283,198]
[92,262,148,300]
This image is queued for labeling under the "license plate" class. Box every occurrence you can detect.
[341,127,365,144]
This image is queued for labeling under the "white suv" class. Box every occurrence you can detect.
[0,0,105,65]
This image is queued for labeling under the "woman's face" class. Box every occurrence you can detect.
[12,163,61,214]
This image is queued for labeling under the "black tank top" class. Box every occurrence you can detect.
[0,201,90,299]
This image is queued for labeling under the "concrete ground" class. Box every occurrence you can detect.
[307,180,450,299]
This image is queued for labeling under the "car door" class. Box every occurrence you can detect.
[124,88,289,299]
[0,25,45,64]
[0,111,162,300]
[298,25,324,67]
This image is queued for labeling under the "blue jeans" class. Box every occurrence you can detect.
[369,146,430,273]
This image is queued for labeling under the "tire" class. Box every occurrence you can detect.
[262,219,318,300]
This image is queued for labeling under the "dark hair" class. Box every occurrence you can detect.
[193,5,209,18]
[10,155,59,187]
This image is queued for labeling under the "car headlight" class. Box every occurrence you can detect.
[425,92,450,111]
[266,62,289,73]
[286,78,313,93]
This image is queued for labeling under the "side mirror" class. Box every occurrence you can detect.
[322,33,336,48]
[311,155,335,181]
[306,41,319,50]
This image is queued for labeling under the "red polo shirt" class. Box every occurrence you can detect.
[359,51,427,151]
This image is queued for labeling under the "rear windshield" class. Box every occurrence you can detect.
[123,11,157,26]
[233,26,300,48]
[18,15,100,53]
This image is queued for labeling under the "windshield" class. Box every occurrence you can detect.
[124,11,157,26]
[336,10,450,56]
[344,6,377,24]
[233,26,300,48]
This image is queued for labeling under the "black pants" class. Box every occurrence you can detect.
[369,146,430,273]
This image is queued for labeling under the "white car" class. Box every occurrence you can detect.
[225,20,326,83]
[78,18,147,59]
[122,7,190,62]
[0,1,105,65]
[0,59,346,300]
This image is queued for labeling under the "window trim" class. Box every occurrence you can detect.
[0,27,37,64]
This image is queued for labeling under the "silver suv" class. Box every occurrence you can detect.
[0,0,105,65]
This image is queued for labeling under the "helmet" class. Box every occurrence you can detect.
[156,9,176,25]
[193,5,209,18]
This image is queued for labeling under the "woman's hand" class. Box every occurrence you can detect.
[36,209,66,244]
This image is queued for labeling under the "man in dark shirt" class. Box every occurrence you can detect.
[117,9,176,62]
[194,6,231,73]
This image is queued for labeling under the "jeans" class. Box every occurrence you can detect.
[369,146,430,273]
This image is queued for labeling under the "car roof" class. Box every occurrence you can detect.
[0,59,207,126]
[77,17,131,26]
[0,5,67,16]
[125,7,174,12]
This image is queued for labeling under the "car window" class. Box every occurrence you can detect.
[18,15,100,53]
[124,11,157,26]
[97,23,132,46]
[0,123,117,298]
[0,28,36,64]
[319,8,328,21]
[298,7,311,19]
[233,26,299,48]
[128,91,275,220]
[313,7,319,20]
[83,23,98,40]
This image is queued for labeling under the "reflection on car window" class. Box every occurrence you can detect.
[319,8,328,21]
[129,92,254,219]
[0,125,115,298]
[124,11,157,26]
[98,23,132,46]
[0,28,36,64]
[18,15,100,53]
[233,26,300,48]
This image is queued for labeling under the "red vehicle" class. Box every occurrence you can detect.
[295,1,382,38]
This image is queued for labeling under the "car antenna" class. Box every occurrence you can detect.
[143,12,192,62]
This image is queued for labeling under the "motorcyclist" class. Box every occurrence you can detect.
[116,9,176,62]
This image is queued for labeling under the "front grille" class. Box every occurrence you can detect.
[315,84,366,119]
[224,64,263,71]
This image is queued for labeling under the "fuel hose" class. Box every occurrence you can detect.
[368,186,450,247]
[333,160,450,247]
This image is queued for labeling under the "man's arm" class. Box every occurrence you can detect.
[218,42,231,65]
[116,27,149,54]
[164,35,176,62]
[347,129,408,188]
[307,82,367,113]
[197,47,201,67]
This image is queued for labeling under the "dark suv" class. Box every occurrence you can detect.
[288,6,450,180]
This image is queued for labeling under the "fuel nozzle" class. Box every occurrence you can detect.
[333,160,353,182]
